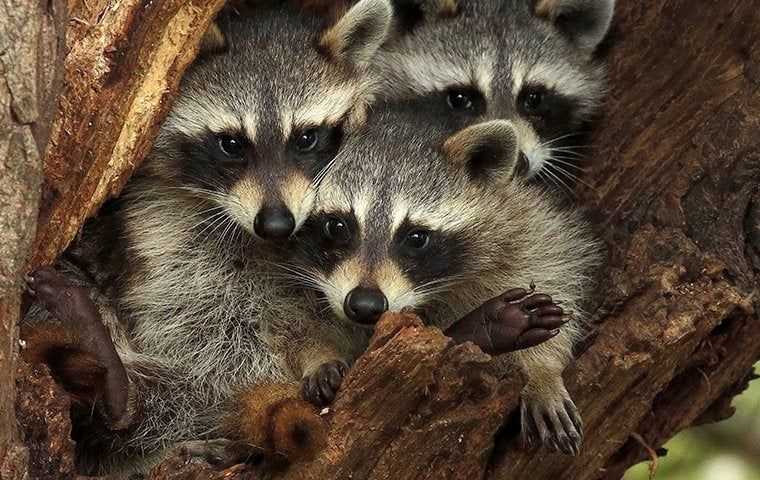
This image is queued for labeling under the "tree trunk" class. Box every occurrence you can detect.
[29,0,227,269]
[0,1,65,478]
[8,0,760,479]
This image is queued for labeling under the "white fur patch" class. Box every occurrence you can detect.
[314,181,354,215]
[167,98,242,139]
[389,198,409,234]
[374,260,416,311]
[378,51,495,96]
[280,173,315,230]
[227,179,263,235]
[282,85,359,139]
[325,257,363,319]
[511,118,547,178]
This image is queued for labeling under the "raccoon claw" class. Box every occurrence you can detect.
[177,439,251,468]
[24,267,129,427]
[520,395,583,456]
[301,360,348,408]
[445,287,566,355]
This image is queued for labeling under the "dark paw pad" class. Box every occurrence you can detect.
[301,360,348,408]
[446,286,567,356]
[26,267,89,323]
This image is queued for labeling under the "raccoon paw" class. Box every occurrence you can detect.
[446,287,566,356]
[176,438,252,468]
[301,360,348,408]
[26,267,89,323]
[520,393,583,456]
[24,267,130,428]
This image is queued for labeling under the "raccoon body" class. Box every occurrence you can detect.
[22,0,392,475]
[374,0,615,187]
[293,96,602,454]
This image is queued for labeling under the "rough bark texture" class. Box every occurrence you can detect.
[9,0,760,479]
[0,1,65,478]
[30,0,227,269]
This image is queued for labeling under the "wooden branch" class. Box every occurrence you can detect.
[0,0,66,477]
[30,0,226,269]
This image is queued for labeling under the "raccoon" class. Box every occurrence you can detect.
[374,0,615,189]
[292,96,602,454]
[22,0,392,475]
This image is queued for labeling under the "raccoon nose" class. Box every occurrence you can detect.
[344,287,388,325]
[254,206,295,239]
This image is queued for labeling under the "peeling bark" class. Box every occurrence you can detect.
[0,0,65,478]
[30,0,227,269]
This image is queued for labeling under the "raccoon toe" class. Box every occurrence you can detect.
[497,287,531,302]
[26,267,84,320]
[301,360,348,407]
[177,438,251,468]
[520,395,583,456]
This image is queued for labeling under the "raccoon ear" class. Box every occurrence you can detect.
[390,0,458,31]
[320,0,393,66]
[534,0,615,51]
[443,120,519,182]
[199,22,227,56]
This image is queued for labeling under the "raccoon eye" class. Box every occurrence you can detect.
[402,230,430,251]
[323,217,351,246]
[217,134,246,159]
[294,129,319,152]
[446,89,474,111]
[519,86,548,116]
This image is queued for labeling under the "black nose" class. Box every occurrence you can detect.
[254,206,295,239]
[344,287,388,325]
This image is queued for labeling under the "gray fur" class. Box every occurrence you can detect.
[297,99,603,452]
[375,0,614,183]
[23,0,390,475]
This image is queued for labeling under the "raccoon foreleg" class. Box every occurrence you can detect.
[23,266,131,429]
[444,287,567,356]
[512,324,582,456]
[446,287,582,455]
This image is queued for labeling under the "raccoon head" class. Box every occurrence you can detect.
[146,0,392,242]
[294,103,521,325]
[376,0,615,185]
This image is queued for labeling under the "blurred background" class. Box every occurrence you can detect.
[625,363,760,480]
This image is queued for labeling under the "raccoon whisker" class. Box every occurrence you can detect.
[187,207,229,231]
[548,165,580,183]
[549,144,591,152]
[171,185,230,202]
[547,157,587,171]
[540,132,586,147]
[550,163,599,193]
[312,156,339,188]
[313,146,351,188]
[548,149,586,160]
[191,210,232,241]
[217,217,241,250]
[542,166,576,196]
[538,168,570,196]
[203,215,236,247]
[271,263,333,293]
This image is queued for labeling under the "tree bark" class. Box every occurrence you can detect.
[0,1,66,478]
[9,0,760,479]
[29,0,227,269]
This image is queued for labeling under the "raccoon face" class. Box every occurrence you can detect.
[147,0,392,241]
[377,0,614,185]
[294,111,520,325]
